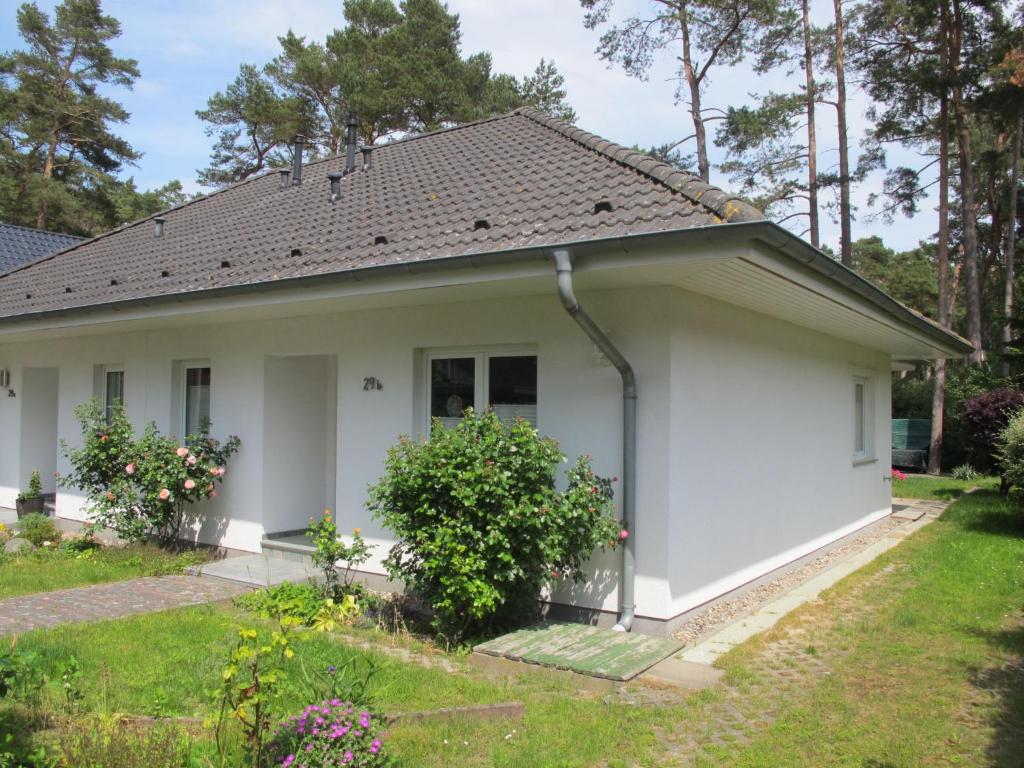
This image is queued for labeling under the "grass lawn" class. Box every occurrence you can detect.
[3,485,1022,766]
[0,545,206,599]
[893,472,999,500]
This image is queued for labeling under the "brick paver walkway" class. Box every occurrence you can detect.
[0,575,251,635]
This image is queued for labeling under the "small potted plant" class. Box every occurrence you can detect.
[15,469,45,519]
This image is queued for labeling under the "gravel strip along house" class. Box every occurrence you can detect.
[0,109,970,635]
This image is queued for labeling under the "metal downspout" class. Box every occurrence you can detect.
[552,248,637,632]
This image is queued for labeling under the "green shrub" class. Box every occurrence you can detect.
[15,470,43,503]
[235,582,326,625]
[998,408,1024,496]
[15,513,59,548]
[59,399,240,544]
[369,408,622,642]
[307,511,374,600]
[951,464,980,482]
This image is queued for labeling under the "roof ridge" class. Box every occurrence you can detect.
[514,107,763,224]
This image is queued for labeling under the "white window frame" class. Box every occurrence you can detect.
[852,374,875,464]
[101,365,124,421]
[422,347,537,433]
[180,360,212,438]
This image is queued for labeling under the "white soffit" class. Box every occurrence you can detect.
[676,248,953,359]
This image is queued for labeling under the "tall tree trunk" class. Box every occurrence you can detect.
[678,2,710,182]
[950,0,984,363]
[1003,111,1022,376]
[833,0,852,266]
[802,0,820,248]
[929,7,952,476]
[35,127,60,229]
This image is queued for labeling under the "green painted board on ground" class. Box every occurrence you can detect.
[473,622,684,681]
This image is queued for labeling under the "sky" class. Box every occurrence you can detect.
[0,0,940,252]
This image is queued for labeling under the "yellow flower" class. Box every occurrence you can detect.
[353,527,361,536]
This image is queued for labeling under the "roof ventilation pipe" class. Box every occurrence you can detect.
[361,146,373,172]
[291,135,305,185]
[279,169,291,189]
[345,112,358,173]
[327,171,344,204]
[153,216,165,239]
[552,248,637,632]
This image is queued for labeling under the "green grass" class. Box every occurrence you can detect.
[893,472,999,500]
[0,545,205,599]
[3,489,1023,766]
[711,488,1024,766]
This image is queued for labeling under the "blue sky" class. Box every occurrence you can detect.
[0,0,938,252]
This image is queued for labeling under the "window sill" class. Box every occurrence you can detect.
[852,456,878,467]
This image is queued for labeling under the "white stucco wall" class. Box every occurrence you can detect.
[663,287,892,619]
[0,282,893,622]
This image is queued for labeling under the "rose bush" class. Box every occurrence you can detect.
[60,399,240,544]
[369,408,622,642]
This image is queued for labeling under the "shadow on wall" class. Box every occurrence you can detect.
[545,560,618,625]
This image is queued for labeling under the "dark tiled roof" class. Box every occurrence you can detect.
[0,109,762,320]
[0,222,83,273]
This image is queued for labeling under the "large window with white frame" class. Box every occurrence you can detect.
[102,366,124,422]
[853,375,874,462]
[182,364,212,437]
[426,350,537,429]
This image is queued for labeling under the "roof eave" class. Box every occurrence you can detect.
[0,222,972,358]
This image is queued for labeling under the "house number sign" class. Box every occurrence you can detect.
[363,377,383,391]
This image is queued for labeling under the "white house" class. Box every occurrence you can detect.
[0,109,970,634]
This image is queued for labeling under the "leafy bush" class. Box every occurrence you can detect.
[272,701,390,767]
[60,399,240,544]
[15,513,59,548]
[369,408,622,642]
[235,582,326,625]
[962,387,1024,472]
[951,464,980,482]
[999,408,1024,496]
[308,511,374,599]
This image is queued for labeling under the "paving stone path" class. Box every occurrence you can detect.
[0,575,251,635]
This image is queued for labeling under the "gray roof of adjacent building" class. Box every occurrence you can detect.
[0,222,84,274]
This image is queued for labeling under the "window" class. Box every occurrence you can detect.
[102,367,124,422]
[426,350,537,429]
[853,376,873,462]
[183,365,211,436]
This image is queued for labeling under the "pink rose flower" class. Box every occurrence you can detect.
[176,446,188,458]
[125,463,136,475]
[619,529,629,541]
[158,488,170,501]
[184,479,196,490]
[207,483,214,492]
[186,455,197,466]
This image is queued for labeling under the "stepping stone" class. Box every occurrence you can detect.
[890,505,925,521]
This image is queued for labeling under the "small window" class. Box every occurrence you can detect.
[853,376,873,462]
[103,367,124,422]
[426,351,537,430]
[183,366,211,436]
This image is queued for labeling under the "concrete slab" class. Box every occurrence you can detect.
[474,622,683,682]
[890,507,925,521]
[196,553,315,587]
[640,657,724,690]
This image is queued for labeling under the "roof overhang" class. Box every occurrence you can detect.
[0,221,971,360]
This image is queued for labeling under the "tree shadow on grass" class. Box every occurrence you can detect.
[946,491,1024,539]
[968,620,1024,767]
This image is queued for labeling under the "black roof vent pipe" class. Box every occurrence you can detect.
[345,112,358,173]
[279,168,291,189]
[361,146,373,172]
[291,134,304,185]
[327,171,344,204]
[153,216,166,239]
